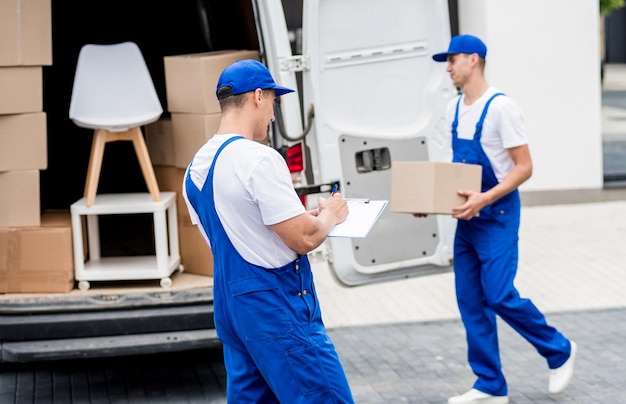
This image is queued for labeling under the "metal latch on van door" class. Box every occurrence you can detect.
[356,147,391,173]
[278,55,310,72]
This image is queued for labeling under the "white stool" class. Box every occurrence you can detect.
[70,192,181,290]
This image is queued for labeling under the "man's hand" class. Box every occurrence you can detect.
[452,189,489,220]
[317,192,349,224]
[272,192,348,255]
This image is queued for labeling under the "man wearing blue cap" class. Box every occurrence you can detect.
[183,59,354,403]
[431,35,577,403]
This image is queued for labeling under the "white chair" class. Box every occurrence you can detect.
[69,41,163,207]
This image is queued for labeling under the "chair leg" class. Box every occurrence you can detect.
[83,127,161,206]
[129,127,161,202]
[84,129,108,207]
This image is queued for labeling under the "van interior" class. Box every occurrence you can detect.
[42,1,275,255]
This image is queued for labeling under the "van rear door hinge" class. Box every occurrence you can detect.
[279,55,309,72]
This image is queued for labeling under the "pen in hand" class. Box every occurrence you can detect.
[330,183,338,197]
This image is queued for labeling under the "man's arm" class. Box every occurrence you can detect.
[453,144,532,220]
[271,194,349,255]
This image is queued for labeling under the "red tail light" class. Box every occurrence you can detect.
[285,142,304,173]
[284,142,307,208]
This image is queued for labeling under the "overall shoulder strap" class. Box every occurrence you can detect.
[451,95,463,135]
[475,92,505,132]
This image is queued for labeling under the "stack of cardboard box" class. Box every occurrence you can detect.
[146,49,259,277]
[0,0,74,293]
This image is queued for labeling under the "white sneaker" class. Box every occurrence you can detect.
[448,388,509,404]
[549,340,578,394]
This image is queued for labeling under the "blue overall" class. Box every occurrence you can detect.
[452,94,571,396]
[185,136,354,404]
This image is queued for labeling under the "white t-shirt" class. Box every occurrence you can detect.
[444,86,528,182]
[184,134,306,268]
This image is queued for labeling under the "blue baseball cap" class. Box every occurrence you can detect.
[432,35,487,62]
[216,59,294,100]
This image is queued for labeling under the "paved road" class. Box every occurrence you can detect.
[1,308,625,403]
[602,90,626,180]
[602,65,626,182]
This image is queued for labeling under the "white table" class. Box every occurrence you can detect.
[70,192,181,290]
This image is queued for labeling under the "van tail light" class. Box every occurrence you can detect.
[284,142,307,208]
[285,142,304,174]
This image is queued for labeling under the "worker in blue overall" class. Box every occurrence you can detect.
[183,59,354,403]
[431,35,577,404]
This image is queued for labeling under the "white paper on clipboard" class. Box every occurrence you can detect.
[328,199,388,238]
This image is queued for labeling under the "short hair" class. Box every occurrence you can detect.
[218,88,274,111]
[218,87,249,110]
[478,57,486,69]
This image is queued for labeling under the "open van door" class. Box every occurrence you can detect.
[301,0,458,286]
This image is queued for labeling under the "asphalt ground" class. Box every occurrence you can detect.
[1,308,624,403]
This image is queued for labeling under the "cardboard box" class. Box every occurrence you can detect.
[171,112,221,169]
[390,161,482,214]
[0,212,74,293]
[145,118,175,166]
[0,112,47,171]
[164,50,259,114]
[153,165,213,277]
[0,170,40,227]
[0,0,52,66]
[154,165,187,214]
[0,66,42,114]
[179,220,214,277]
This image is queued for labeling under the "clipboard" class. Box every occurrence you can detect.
[328,199,388,238]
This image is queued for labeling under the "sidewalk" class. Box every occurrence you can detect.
[603,63,626,92]
[603,64,626,143]
[314,199,626,329]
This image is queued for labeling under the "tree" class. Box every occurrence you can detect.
[600,0,624,16]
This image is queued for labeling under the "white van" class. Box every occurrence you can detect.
[0,0,456,363]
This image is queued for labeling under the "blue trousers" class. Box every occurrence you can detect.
[220,259,354,404]
[454,218,571,396]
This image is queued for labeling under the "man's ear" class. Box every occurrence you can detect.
[254,88,264,103]
[470,53,480,66]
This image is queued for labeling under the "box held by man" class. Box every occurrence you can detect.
[390,161,482,214]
